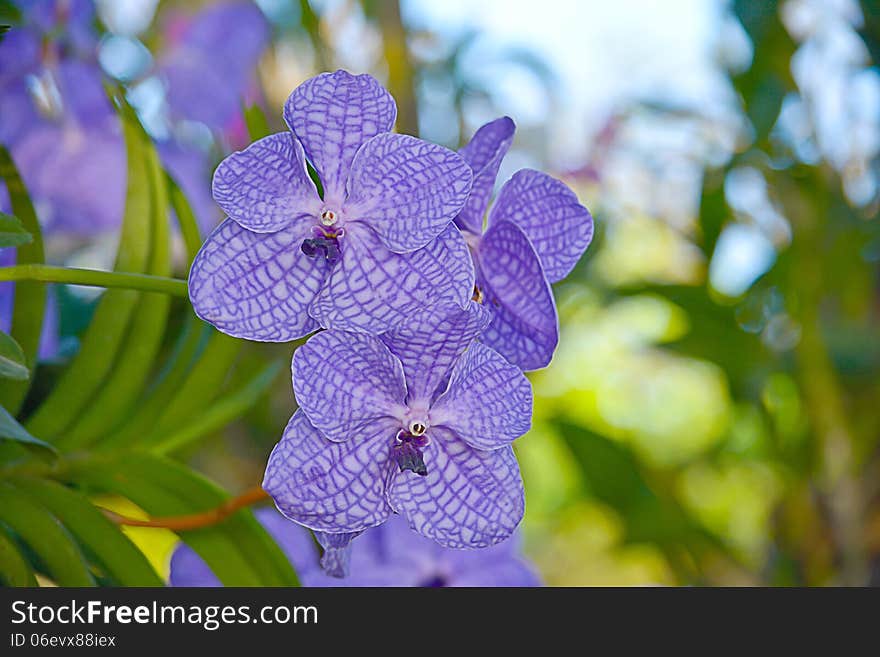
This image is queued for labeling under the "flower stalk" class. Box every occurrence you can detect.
[102,485,269,531]
[0,264,189,298]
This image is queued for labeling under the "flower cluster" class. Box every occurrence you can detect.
[189,69,593,576]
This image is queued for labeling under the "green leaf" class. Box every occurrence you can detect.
[0,525,37,586]
[243,102,271,141]
[555,420,654,511]
[138,331,241,447]
[306,160,324,198]
[0,405,55,452]
[0,482,95,586]
[859,0,880,66]
[732,0,797,147]
[101,318,209,449]
[153,360,284,455]
[697,168,729,259]
[0,212,32,247]
[71,453,300,586]
[0,147,46,413]
[555,421,717,549]
[166,171,202,263]
[10,477,163,586]
[0,329,28,380]
[0,1,22,24]
[60,142,172,449]
[0,439,29,466]
[26,98,153,440]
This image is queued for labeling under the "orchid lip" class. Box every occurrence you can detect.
[301,227,342,262]
[392,428,430,476]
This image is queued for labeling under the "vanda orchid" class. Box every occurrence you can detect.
[188,70,475,340]
[263,302,532,549]
[457,117,594,370]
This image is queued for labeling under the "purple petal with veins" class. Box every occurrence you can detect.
[284,70,396,202]
[212,132,322,233]
[455,116,515,236]
[188,218,326,341]
[292,330,407,442]
[389,429,525,548]
[345,133,473,253]
[476,220,558,370]
[309,222,473,335]
[263,410,396,533]
[380,301,491,404]
[432,342,532,450]
[488,168,593,282]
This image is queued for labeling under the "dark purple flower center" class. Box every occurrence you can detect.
[392,430,429,476]
[419,574,448,587]
[301,226,341,262]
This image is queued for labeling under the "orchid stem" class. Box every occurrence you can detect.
[102,486,270,531]
[0,264,189,298]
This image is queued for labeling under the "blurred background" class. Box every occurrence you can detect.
[2,0,879,586]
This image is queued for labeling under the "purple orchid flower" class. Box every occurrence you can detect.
[158,1,270,136]
[3,64,125,236]
[457,117,594,370]
[263,301,532,548]
[188,70,475,340]
[170,509,540,587]
[0,1,126,236]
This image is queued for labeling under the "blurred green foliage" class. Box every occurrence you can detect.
[519,0,880,585]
